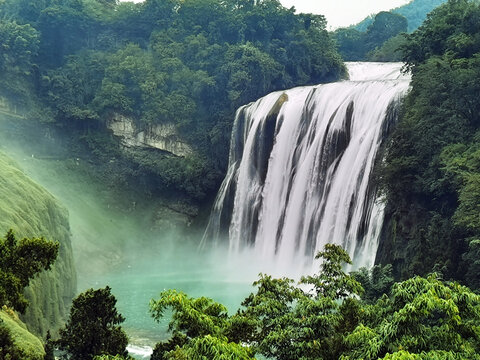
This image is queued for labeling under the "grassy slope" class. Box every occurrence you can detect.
[0,309,45,359]
[0,151,76,337]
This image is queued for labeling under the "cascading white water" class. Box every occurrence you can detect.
[204,62,410,271]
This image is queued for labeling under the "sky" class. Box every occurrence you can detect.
[279,0,411,29]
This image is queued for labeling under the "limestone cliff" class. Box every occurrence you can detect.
[107,114,193,157]
[0,152,76,337]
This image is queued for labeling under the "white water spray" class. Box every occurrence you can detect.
[204,62,410,272]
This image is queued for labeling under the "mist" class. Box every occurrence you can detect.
[0,115,310,357]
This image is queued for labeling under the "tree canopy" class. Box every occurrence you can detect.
[57,286,129,360]
[149,244,480,359]
[354,0,448,33]
[333,11,408,61]
[0,0,346,201]
[378,0,480,289]
[0,230,58,314]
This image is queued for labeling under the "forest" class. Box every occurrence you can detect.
[0,0,345,201]
[1,0,480,359]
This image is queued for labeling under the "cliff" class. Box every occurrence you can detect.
[107,114,193,157]
[0,152,76,337]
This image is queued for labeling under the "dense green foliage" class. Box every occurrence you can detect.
[93,356,131,360]
[378,0,480,288]
[0,229,58,360]
[355,0,448,33]
[336,0,449,61]
[351,264,395,304]
[149,290,254,359]
[334,11,408,61]
[57,286,129,360]
[0,0,345,201]
[343,274,480,359]
[150,244,480,359]
[0,19,39,109]
[44,330,54,360]
[0,310,46,360]
[367,34,409,62]
[0,230,58,314]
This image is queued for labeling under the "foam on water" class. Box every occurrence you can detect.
[127,344,153,359]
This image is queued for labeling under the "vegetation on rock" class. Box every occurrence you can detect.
[0,152,76,337]
[0,0,346,202]
[0,309,46,360]
[378,0,480,289]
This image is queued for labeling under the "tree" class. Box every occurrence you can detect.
[149,245,480,359]
[0,230,58,359]
[367,34,408,61]
[149,245,364,360]
[57,287,129,360]
[0,20,39,103]
[402,0,480,69]
[44,330,54,360]
[229,244,363,360]
[221,43,283,107]
[379,0,480,284]
[365,11,407,53]
[352,264,395,303]
[150,289,254,359]
[334,11,407,61]
[0,20,39,74]
[333,28,366,61]
[342,274,480,359]
[0,230,59,313]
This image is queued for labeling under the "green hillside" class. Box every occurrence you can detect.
[0,309,45,360]
[355,0,447,32]
[0,152,76,337]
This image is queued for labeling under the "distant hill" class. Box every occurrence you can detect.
[354,0,447,32]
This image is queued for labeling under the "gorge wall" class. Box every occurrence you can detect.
[107,114,193,157]
[0,152,76,337]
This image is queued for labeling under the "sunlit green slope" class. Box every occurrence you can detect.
[0,151,76,337]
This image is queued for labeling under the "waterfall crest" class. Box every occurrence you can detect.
[204,62,410,270]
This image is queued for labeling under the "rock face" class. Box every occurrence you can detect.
[0,152,76,337]
[107,114,192,157]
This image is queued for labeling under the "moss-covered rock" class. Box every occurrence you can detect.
[0,152,76,337]
[0,308,45,360]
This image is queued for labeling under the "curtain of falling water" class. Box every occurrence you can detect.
[204,62,410,271]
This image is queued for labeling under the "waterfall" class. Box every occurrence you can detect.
[204,62,410,271]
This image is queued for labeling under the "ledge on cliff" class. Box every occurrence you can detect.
[107,114,193,158]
